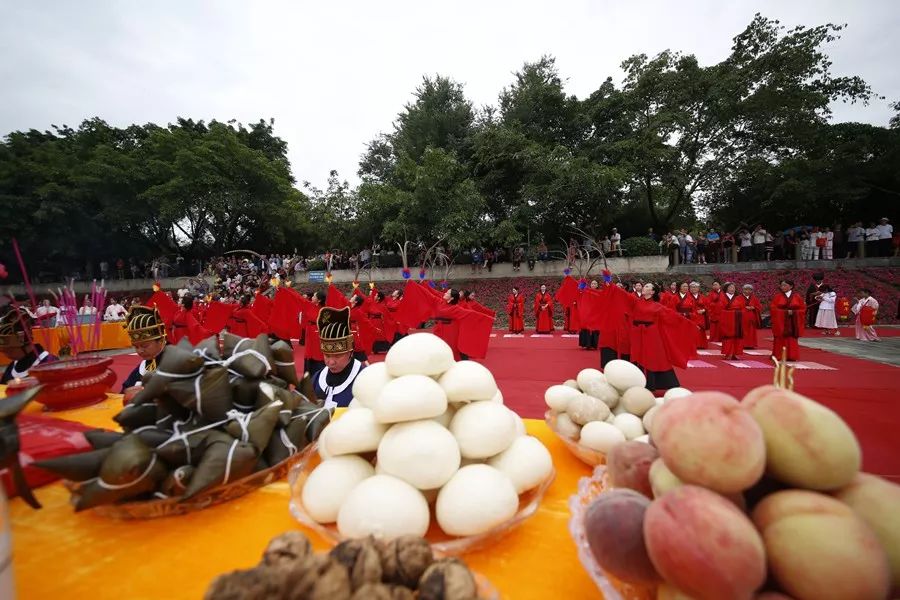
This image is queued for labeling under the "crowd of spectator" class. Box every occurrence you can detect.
[656,218,896,266]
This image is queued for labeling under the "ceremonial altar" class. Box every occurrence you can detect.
[32,323,133,355]
[9,389,598,600]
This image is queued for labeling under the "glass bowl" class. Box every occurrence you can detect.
[568,465,657,600]
[288,442,556,556]
[545,410,607,466]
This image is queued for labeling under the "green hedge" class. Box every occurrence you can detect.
[621,237,659,257]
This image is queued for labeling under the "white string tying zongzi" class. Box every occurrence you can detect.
[273,359,294,367]
[193,371,205,416]
[225,410,253,443]
[96,455,158,491]
[225,348,273,374]
[279,428,298,456]
[157,418,230,463]
[153,366,204,379]
[290,405,332,439]
[222,439,239,485]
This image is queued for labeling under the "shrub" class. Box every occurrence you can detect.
[621,237,660,257]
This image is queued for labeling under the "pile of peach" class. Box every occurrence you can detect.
[582,386,900,600]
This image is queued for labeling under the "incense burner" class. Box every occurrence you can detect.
[29,357,116,410]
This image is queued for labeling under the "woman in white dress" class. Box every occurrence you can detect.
[814,286,839,335]
[852,289,880,341]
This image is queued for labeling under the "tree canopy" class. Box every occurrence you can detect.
[2,14,898,279]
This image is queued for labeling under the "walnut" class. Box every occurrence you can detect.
[282,554,352,600]
[418,558,478,600]
[329,537,383,590]
[377,535,434,588]
[261,531,313,569]
[204,566,287,600]
[350,583,416,600]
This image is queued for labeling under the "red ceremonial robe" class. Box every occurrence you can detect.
[396,281,493,359]
[659,291,677,310]
[506,293,525,333]
[741,294,762,348]
[385,296,408,338]
[534,292,554,333]
[268,288,303,341]
[147,290,178,328]
[203,301,235,334]
[251,293,273,326]
[227,307,267,339]
[578,286,631,365]
[604,285,696,388]
[718,293,745,359]
[170,307,210,345]
[706,290,723,342]
[367,300,395,345]
[690,293,709,349]
[770,290,806,361]
[298,298,324,363]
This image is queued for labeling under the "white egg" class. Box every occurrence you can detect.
[603,360,647,392]
[579,421,626,453]
[351,362,392,408]
[301,455,374,523]
[373,374,448,424]
[567,394,611,425]
[663,387,692,401]
[576,368,605,392]
[491,389,504,404]
[436,465,519,536]
[324,408,388,456]
[544,384,581,412]
[317,425,334,460]
[337,475,430,539]
[487,436,553,493]
[377,420,461,490]
[555,413,582,439]
[438,361,498,403]
[613,413,645,440]
[449,401,517,459]
[621,387,657,417]
[583,380,620,409]
[384,333,454,377]
[642,405,660,435]
[563,379,579,389]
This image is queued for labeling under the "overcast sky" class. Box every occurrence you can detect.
[2,0,898,190]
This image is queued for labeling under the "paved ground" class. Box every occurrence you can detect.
[800,328,900,368]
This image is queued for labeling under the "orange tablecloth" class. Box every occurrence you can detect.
[32,322,132,356]
[9,393,600,599]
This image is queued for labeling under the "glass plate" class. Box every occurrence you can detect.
[545,410,607,466]
[567,465,657,600]
[288,442,556,556]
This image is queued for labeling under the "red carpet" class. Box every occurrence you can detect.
[109,326,900,482]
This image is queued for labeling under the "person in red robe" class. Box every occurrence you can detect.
[741,284,763,348]
[534,284,554,333]
[170,294,210,345]
[226,295,268,338]
[706,281,723,343]
[601,283,697,391]
[688,282,709,349]
[577,280,600,350]
[385,290,408,341]
[462,291,496,319]
[578,283,630,367]
[366,291,395,353]
[348,294,376,363]
[506,287,525,334]
[298,290,327,375]
[718,282,745,360]
[631,281,644,298]
[771,279,806,362]
[659,281,679,309]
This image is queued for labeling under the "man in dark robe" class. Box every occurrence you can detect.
[312,307,365,408]
[0,307,58,384]
[805,272,825,329]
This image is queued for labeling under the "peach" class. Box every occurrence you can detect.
[752,490,890,600]
[648,458,682,498]
[744,387,861,490]
[652,392,765,494]
[644,485,766,600]
[833,473,900,591]
[584,489,659,584]
[606,441,658,498]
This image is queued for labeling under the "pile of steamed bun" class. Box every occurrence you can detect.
[299,333,554,541]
